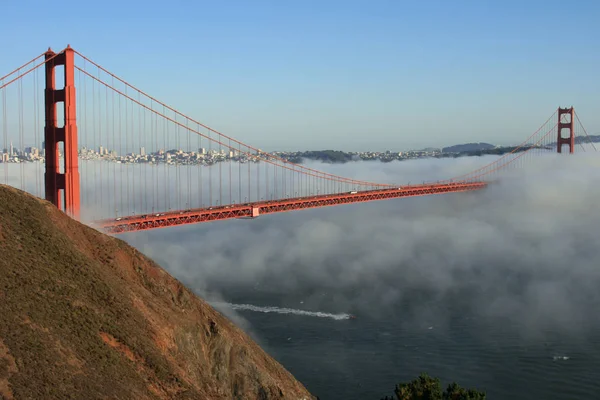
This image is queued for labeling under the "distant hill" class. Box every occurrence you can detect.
[442,142,496,153]
[574,135,600,144]
[0,185,314,400]
[286,149,355,164]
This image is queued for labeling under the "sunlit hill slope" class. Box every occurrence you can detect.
[0,184,314,400]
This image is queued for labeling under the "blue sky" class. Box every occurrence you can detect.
[1,0,599,151]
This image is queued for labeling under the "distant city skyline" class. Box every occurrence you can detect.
[4,125,599,157]
[1,141,444,163]
[1,1,599,150]
[0,138,498,161]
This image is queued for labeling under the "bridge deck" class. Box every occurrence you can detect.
[94,182,488,234]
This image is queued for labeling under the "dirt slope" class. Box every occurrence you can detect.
[0,185,314,400]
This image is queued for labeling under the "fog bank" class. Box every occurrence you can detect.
[117,151,600,340]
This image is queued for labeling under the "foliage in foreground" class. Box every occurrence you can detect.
[380,373,486,400]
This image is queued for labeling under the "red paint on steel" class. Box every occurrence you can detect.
[557,107,575,154]
[44,46,80,219]
[95,182,488,234]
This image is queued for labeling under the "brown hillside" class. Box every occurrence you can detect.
[0,185,315,400]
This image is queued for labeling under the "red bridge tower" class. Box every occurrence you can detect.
[44,46,80,219]
[557,107,575,154]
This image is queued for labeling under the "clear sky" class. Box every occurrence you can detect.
[1,0,599,151]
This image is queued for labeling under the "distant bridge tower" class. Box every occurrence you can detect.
[557,107,575,154]
[44,45,80,219]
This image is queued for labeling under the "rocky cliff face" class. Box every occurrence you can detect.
[0,185,314,400]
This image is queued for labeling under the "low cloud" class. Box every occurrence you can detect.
[120,150,600,340]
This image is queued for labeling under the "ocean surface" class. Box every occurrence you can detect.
[203,284,600,400]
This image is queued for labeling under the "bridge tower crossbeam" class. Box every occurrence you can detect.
[557,107,575,154]
[44,46,80,219]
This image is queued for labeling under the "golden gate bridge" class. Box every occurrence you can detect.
[0,46,596,234]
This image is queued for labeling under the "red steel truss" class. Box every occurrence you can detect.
[95,182,488,234]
